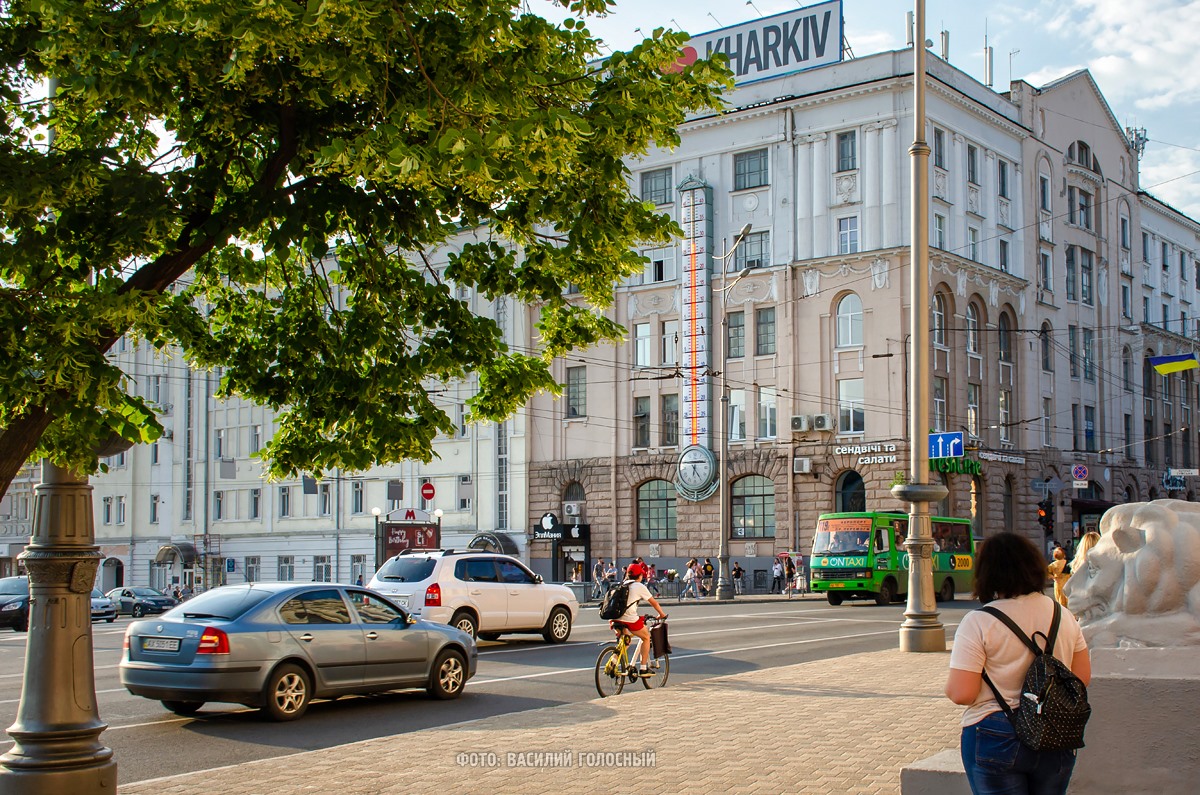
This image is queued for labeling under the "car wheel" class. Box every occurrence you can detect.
[428,649,467,700]
[450,611,478,639]
[541,607,572,644]
[161,700,204,716]
[132,604,145,618]
[478,633,501,642]
[12,617,28,632]
[106,617,116,623]
[826,592,844,606]
[937,578,955,603]
[262,663,312,721]
[875,579,895,607]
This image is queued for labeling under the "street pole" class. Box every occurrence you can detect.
[372,506,383,571]
[0,462,117,794]
[892,0,947,653]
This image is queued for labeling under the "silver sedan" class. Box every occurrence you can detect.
[120,582,477,721]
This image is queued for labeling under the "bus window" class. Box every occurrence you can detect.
[813,517,872,555]
[933,521,970,553]
[875,526,889,552]
[893,519,908,549]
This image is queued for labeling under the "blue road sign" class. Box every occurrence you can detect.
[929,431,965,459]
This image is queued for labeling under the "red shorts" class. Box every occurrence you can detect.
[612,616,646,632]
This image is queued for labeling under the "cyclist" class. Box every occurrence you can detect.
[609,562,668,679]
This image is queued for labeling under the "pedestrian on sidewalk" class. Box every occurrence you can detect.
[680,558,700,599]
[732,561,744,594]
[945,532,1091,795]
[771,558,784,593]
[701,558,714,595]
[1047,547,1070,607]
[591,558,607,600]
[784,556,797,599]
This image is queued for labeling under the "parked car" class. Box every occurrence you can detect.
[91,588,118,623]
[107,587,179,617]
[0,576,30,632]
[368,550,579,643]
[120,583,476,721]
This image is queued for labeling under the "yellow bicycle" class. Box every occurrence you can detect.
[594,615,670,697]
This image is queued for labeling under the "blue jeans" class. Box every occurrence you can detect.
[961,712,1076,795]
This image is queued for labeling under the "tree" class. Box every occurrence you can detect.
[0,0,730,498]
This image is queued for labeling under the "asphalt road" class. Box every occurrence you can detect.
[0,597,974,786]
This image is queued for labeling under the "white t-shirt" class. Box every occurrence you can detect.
[949,592,1088,727]
[617,580,653,623]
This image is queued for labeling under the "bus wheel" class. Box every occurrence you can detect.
[938,578,955,603]
[826,592,844,606]
[874,579,894,606]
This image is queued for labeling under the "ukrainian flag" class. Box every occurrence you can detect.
[1149,353,1200,375]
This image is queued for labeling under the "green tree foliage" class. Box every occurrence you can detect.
[0,0,729,495]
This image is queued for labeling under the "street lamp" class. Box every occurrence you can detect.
[371,506,383,571]
[433,507,443,530]
[714,224,753,602]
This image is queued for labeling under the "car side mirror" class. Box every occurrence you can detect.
[406,614,418,625]
[534,574,543,584]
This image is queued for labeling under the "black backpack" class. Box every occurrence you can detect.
[598,581,633,620]
[980,601,1092,751]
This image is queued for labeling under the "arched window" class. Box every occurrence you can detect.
[1002,476,1015,531]
[564,482,585,502]
[1040,323,1054,372]
[1124,486,1134,503]
[835,471,866,512]
[1122,347,1134,391]
[966,304,980,354]
[932,293,946,347]
[836,293,863,347]
[731,475,776,538]
[998,314,1013,363]
[1143,355,1156,401]
[636,480,677,540]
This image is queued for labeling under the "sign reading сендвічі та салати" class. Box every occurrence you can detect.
[679,1,844,86]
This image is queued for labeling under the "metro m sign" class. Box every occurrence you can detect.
[680,1,843,85]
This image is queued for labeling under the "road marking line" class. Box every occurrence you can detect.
[0,687,127,706]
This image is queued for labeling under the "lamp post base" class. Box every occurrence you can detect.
[898,623,947,653]
[715,583,735,601]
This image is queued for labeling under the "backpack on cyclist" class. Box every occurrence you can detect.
[598,581,633,620]
[980,601,1092,751]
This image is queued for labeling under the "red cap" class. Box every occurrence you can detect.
[627,563,648,578]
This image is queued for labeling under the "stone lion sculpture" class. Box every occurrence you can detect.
[1062,499,1200,648]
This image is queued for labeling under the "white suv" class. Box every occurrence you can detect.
[367,550,578,643]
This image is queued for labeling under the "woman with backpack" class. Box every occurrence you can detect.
[945,532,1092,795]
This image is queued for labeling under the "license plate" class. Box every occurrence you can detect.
[830,583,845,588]
[143,637,180,652]
[396,598,409,608]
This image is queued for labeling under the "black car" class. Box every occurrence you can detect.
[107,587,179,617]
[0,576,30,632]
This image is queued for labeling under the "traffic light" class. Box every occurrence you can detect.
[1037,498,1054,536]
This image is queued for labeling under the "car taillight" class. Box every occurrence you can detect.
[425,583,442,607]
[123,630,130,652]
[197,627,230,655]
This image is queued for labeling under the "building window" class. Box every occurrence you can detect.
[351,481,363,514]
[214,428,225,459]
[1162,241,1170,271]
[661,394,679,447]
[314,555,332,583]
[836,131,857,171]
[966,304,980,354]
[641,167,673,205]
[933,213,947,249]
[932,293,946,347]
[838,378,865,434]
[640,245,677,284]
[933,128,946,169]
[1040,250,1052,291]
[1120,216,1130,250]
[1080,249,1093,305]
[999,390,1012,443]
[1040,175,1050,211]
[998,160,1009,198]
[966,383,980,437]
[1043,397,1053,446]
[755,307,776,355]
[1122,348,1134,391]
[1084,405,1097,453]
[1143,232,1151,262]
[836,293,863,347]
[151,441,159,465]
[250,424,261,453]
[999,240,1010,273]
[350,555,367,585]
[1143,295,1150,323]
[1068,325,1079,377]
[733,148,768,190]
[968,227,980,262]
[734,231,769,270]
[967,145,979,185]
[250,487,261,519]
[933,377,947,432]
[729,389,746,441]
[566,366,587,418]
[757,387,777,439]
[633,396,651,448]
[457,475,473,511]
[637,479,678,540]
[1041,324,1054,372]
[1068,186,1077,224]
[731,475,776,538]
[245,556,260,583]
[1072,404,1081,450]
[279,486,291,518]
[455,403,468,438]
[319,483,331,516]
[998,314,1013,363]
[1078,189,1092,230]
[1082,328,1095,382]
[213,490,224,521]
[278,556,294,582]
[837,217,859,254]
[727,312,745,358]
[633,323,651,367]
[835,470,866,512]
[660,320,678,365]
[1065,246,1077,301]
[1124,415,1133,460]
[1121,284,1132,319]
[150,494,160,524]
[115,495,126,525]
[102,496,112,525]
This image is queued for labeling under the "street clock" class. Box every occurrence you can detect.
[675,444,719,501]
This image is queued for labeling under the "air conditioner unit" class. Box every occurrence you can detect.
[564,502,582,517]
[161,429,173,440]
[791,415,811,432]
[793,457,812,474]
[812,413,836,432]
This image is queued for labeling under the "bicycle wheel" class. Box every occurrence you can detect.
[639,654,670,689]
[594,644,626,698]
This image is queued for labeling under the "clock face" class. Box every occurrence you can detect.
[677,445,716,490]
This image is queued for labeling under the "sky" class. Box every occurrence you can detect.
[533,0,1200,221]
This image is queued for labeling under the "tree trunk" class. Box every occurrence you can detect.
[0,409,54,500]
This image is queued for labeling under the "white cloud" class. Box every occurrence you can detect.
[1140,145,1200,221]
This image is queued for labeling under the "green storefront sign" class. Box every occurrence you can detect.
[929,456,983,475]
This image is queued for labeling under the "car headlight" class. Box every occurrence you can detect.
[1,602,21,611]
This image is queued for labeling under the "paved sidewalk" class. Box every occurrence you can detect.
[121,646,963,795]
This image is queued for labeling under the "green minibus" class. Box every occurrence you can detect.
[809,512,975,606]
